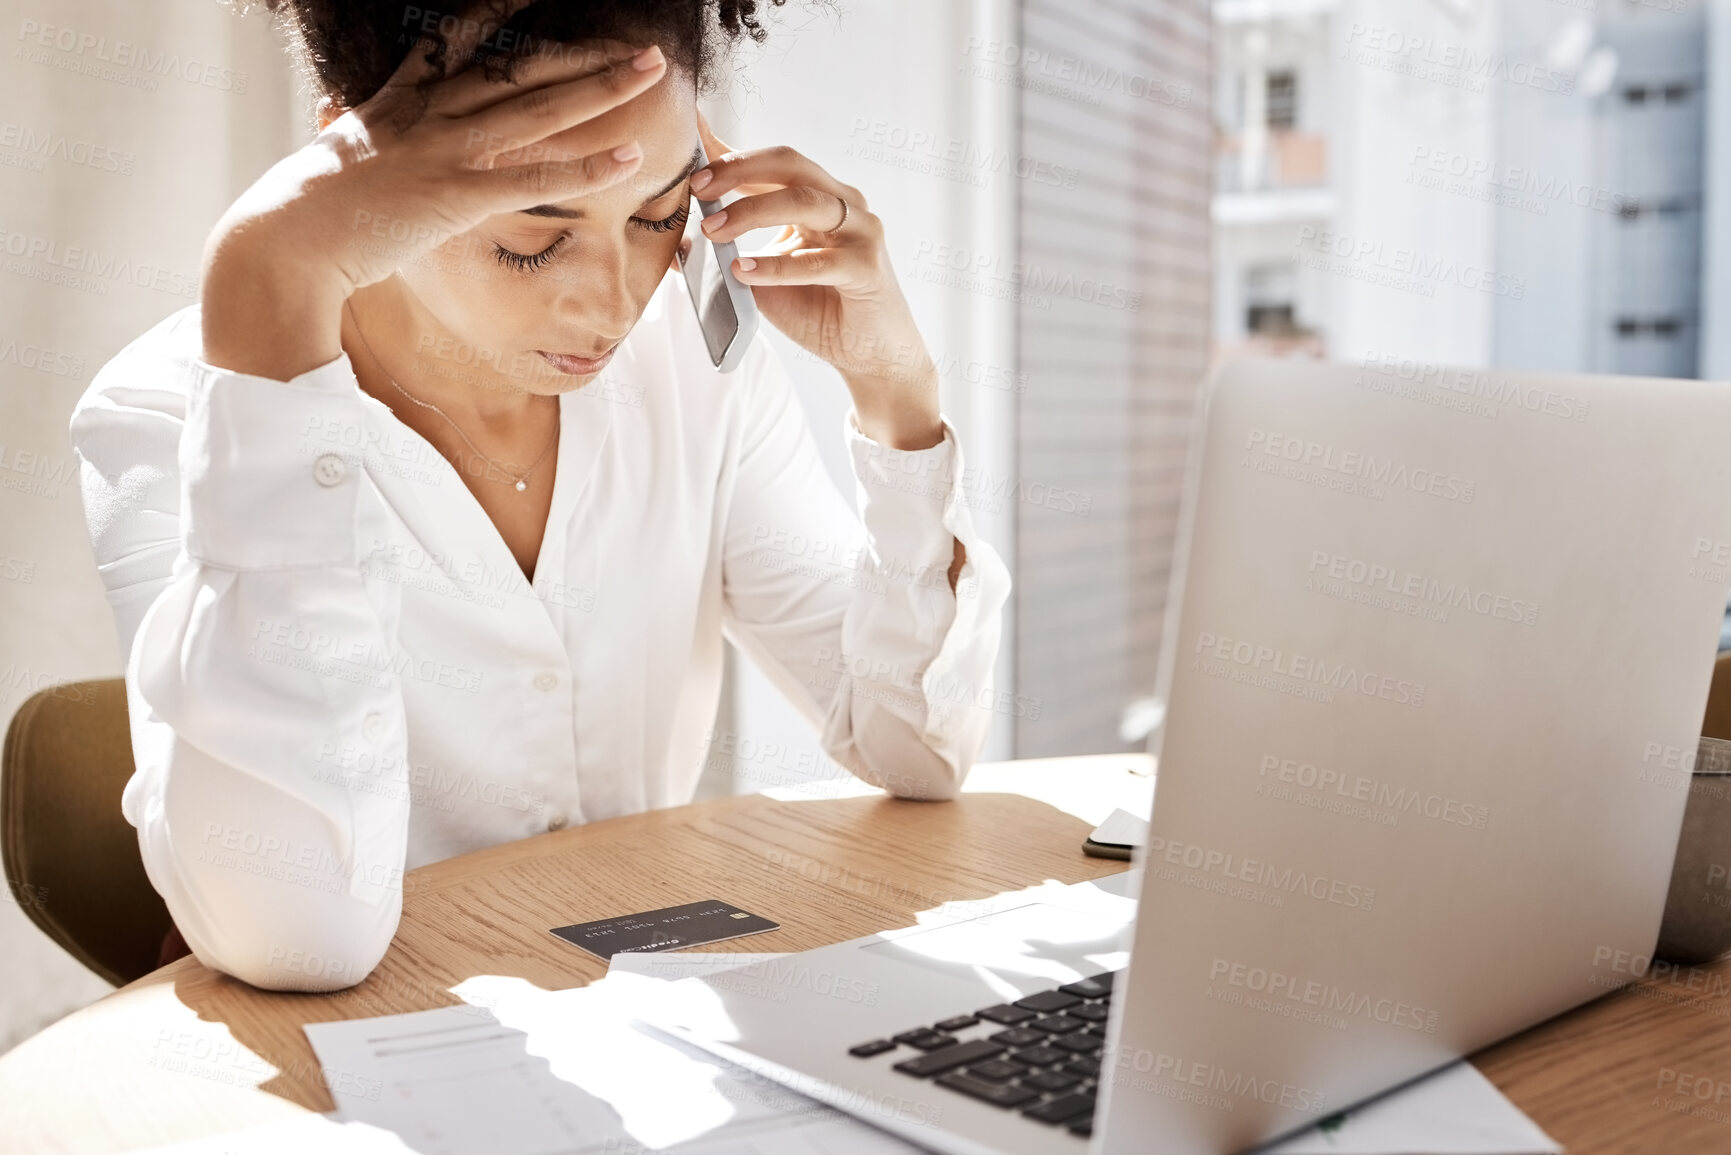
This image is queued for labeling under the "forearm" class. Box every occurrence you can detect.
[200,219,348,381]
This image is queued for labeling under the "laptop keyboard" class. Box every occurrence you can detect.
[847,968,1120,1139]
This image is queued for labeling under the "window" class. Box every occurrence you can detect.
[1266,70,1297,130]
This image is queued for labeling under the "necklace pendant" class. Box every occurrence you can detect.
[515,480,527,492]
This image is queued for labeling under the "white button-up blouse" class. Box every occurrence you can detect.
[68,269,1010,991]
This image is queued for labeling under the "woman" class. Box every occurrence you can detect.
[67,0,1010,992]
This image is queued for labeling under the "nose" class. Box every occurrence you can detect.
[551,233,636,344]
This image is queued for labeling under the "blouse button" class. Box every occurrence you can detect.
[362,712,386,742]
[313,454,347,487]
[533,671,559,692]
[547,813,568,831]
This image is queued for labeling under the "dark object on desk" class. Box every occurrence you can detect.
[1,677,173,987]
[1657,734,1731,964]
[550,898,780,961]
[1081,838,1133,861]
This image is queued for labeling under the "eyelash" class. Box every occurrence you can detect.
[491,202,692,272]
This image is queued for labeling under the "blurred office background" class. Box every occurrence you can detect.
[0,0,1724,1052]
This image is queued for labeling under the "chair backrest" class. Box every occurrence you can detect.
[2,678,169,987]
[1705,652,1731,740]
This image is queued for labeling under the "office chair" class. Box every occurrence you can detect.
[1704,651,1731,741]
[1,677,171,987]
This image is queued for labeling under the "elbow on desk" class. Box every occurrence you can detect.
[871,741,969,803]
[181,891,402,994]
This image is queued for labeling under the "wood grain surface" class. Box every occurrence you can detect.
[1,754,1726,1153]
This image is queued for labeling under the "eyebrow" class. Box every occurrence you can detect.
[519,142,705,220]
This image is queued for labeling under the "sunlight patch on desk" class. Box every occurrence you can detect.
[307,964,870,1154]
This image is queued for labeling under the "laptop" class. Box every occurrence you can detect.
[641,356,1731,1154]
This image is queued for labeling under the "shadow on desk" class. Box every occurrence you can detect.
[155,790,1122,1115]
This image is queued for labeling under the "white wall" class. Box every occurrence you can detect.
[699,0,1020,795]
[1325,0,1501,367]
[0,1,306,1053]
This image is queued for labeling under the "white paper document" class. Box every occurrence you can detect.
[282,950,1556,1155]
[301,952,923,1155]
[1258,1062,1560,1153]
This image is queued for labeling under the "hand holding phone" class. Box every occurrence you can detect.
[674,142,760,372]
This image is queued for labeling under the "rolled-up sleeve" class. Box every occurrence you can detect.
[70,343,408,992]
[719,337,1012,801]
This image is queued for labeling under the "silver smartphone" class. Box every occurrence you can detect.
[674,143,760,373]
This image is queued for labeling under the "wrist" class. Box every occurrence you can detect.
[201,224,348,381]
[849,367,945,451]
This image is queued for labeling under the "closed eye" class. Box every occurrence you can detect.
[634,200,691,235]
[493,234,566,272]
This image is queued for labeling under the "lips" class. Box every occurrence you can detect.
[537,345,617,376]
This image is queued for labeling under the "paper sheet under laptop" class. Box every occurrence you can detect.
[195,950,1558,1155]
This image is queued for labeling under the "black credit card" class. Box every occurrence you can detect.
[550,899,781,961]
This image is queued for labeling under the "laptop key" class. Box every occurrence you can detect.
[1020,1069,1081,1093]
[1067,1117,1094,1137]
[1023,1092,1096,1125]
[968,1059,1026,1082]
[1030,1014,1088,1035]
[892,1039,1005,1078]
[935,1072,1040,1108]
[892,1029,957,1051]
[976,1003,1038,1025]
[935,1015,980,1032]
[1053,1033,1102,1055]
[1009,1045,1068,1067]
[1071,1003,1110,1022]
[1060,974,1115,999]
[1014,989,1083,1013]
[848,1039,896,1058]
[989,1027,1045,1047]
[1062,1057,1101,1078]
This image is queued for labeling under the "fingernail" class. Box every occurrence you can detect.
[736,257,756,272]
[702,209,727,232]
[632,45,664,71]
[689,168,713,191]
[612,142,642,163]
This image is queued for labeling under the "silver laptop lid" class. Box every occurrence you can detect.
[1098,356,1731,1153]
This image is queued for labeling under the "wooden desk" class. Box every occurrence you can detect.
[0,753,1725,1153]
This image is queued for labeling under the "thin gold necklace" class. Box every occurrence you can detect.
[344,299,559,494]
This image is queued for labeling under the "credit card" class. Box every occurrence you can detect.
[550,899,781,961]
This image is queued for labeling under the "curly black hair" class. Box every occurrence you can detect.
[246,0,787,111]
